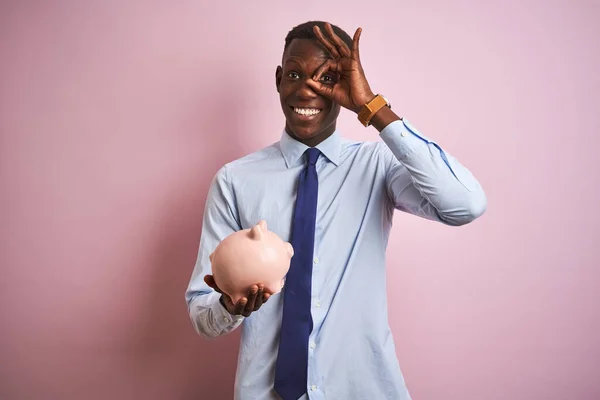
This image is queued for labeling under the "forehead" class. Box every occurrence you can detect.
[282,39,331,65]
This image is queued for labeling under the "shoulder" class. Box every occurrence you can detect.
[228,142,281,169]
[340,136,391,164]
[213,141,282,182]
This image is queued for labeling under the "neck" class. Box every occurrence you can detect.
[285,125,336,148]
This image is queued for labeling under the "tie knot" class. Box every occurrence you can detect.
[305,148,321,166]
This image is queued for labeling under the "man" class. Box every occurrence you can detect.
[186,21,486,400]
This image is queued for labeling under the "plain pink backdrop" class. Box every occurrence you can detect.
[1,1,599,399]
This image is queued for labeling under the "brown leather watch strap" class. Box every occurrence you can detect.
[357,94,390,126]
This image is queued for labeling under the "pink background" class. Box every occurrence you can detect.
[1,1,599,399]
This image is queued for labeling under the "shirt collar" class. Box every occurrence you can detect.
[279,129,342,168]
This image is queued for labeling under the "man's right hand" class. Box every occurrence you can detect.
[204,275,271,317]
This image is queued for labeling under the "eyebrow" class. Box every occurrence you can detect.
[284,57,302,64]
[282,59,303,70]
[284,54,331,67]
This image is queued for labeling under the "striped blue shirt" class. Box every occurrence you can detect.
[186,119,487,400]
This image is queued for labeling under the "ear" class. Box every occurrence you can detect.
[275,66,282,93]
[250,224,263,240]
[209,252,214,263]
[258,219,268,231]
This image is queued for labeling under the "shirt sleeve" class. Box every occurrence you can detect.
[185,164,245,338]
[379,119,487,226]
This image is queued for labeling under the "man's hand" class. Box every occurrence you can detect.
[306,23,375,114]
[204,275,271,317]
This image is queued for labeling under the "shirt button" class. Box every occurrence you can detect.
[313,257,319,264]
[311,385,317,391]
[315,300,321,308]
[222,316,229,322]
[401,131,407,137]
[310,341,316,349]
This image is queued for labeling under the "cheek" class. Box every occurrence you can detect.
[280,92,292,107]
[279,83,293,98]
[326,104,341,120]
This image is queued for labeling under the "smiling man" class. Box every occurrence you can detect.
[186,21,487,400]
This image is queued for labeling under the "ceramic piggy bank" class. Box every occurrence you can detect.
[210,220,294,303]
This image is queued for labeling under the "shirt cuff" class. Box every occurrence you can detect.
[209,293,244,328]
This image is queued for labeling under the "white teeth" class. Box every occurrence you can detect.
[294,107,321,116]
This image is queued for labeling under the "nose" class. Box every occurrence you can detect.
[295,78,318,99]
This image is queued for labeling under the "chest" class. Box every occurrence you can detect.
[233,157,388,243]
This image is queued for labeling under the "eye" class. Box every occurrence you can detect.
[320,74,336,84]
[287,71,300,80]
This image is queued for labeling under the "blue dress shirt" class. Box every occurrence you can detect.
[185,119,487,400]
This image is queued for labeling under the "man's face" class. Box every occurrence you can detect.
[276,39,341,146]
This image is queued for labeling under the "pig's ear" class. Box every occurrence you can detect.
[250,224,263,240]
[258,219,268,231]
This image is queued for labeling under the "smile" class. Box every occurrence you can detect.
[292,107,322,116]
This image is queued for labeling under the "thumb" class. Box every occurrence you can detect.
[306,79,335,100]
[204,274,222,293]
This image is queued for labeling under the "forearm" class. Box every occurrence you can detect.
[185,164,245,338]
[379,119,487,226]
[370,104,401,132]
[187,291,244,339]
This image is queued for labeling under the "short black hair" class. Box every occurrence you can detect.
[284,21,353,52]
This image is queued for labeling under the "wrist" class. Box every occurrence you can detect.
[219,295,234,315]
[370,106,401,132]
[354,91,376,114]
[357,94,392,126]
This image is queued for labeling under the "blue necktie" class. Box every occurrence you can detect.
[274,147,321,400]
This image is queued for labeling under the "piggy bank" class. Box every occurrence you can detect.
[210,220,294,303]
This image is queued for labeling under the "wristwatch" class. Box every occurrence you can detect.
[357,94,391,127]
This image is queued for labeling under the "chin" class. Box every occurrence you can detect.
[282,106,338,145]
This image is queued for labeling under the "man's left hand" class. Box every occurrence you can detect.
[306,23,375,114]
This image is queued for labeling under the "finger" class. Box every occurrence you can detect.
[312,59,338,82]
[325,23,351,58]
[306,78,336,100]
[253,285,265,311]
[352,27,362,62]
[203,274,215,287]
[243,285,259,316]
[263,292,271,303]
[313,25,340,59]
[203,275,223,294]
[234,297,248,315]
